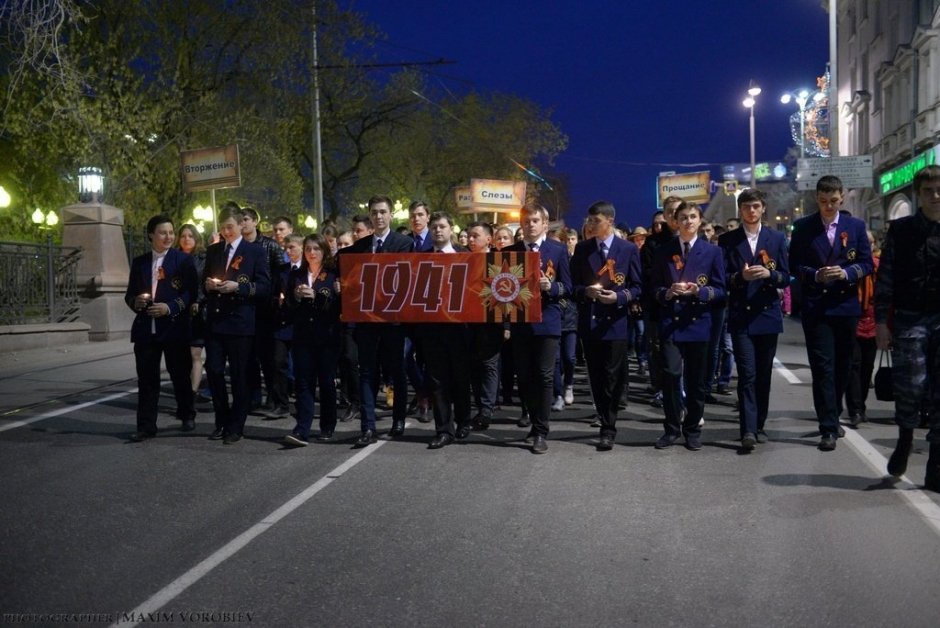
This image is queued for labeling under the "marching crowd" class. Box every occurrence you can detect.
[124,166,940,490]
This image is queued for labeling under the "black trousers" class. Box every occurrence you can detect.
[422,326,472,436]
[661,338,709,437]
[802,315,857,436]
[584,338,629,437]
[339,324,360,405]
[134,340,194,434]
[355,324,408,431]
[846,335,876,417]
[512,332,559,437]
[205,332,254,435]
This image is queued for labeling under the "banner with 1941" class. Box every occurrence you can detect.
[339,252,543,324]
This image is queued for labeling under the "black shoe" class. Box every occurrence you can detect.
[388,420,405,437]
[283,433,309,447]
[637,364,647,376]
[208,428,226,441]
[837,425,846,438]
[355,430,377,448]
[655,433,678,449]
[741,433,757,451]
[597,435,614,451]
[523,430,537,444]
[180,419,195,432]
[819,434,837,451]
[429,433,455,449]
[716,385,731,395]
[755,430,768,444]
[416,406,432,423]
[314,431,334,442]
[223,432,243,445]
[650,394,663,409]
[589,416,602,428]
[847,413,863,428]
[685,433,703,451]
[532,435,548,454]
[129,431,156,442]
[251,402,273,417]
[194,393,213,413]
[516,412,530,428]
[471,413,490,431]
[264,405,290,420]
[340,406,358,423]
[455,424,472,440]
[704,393,718,404]
[887,428,914,477]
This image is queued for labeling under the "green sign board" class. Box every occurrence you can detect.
[879,145,938,195]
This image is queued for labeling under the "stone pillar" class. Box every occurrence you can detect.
[60,202,135,341]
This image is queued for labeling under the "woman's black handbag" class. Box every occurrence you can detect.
[874,350,894,402]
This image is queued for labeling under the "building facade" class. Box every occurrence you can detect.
[836,0,940,233]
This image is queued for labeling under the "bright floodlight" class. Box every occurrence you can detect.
[781,94,792,104]
[743,97,755,108]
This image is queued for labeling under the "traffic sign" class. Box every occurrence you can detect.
[796,155,873,190]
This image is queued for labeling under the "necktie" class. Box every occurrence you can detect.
[224,243,233,270]
[375,238,384,253]
[528,242,538,252]
[414,234,423,249]
[683,241,691,260]
[599,241,607,260]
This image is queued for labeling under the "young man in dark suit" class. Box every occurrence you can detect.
[125,214,199,441]
[789,176,872,451]
[651,202,726,451]
[504,203,572,453]
[570,201,642,451]
[342,195,415,447]
[202,206,271,444]
[416,212,472,448]
[718,188,790,450]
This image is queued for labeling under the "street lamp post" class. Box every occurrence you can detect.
[780,89,825,158]
[31,208,59,322]
[742,81,761,188]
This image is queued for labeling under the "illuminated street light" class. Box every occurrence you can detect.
[0,185,11,208]
[78,167,104,203]
[781,89,825,158]
[304,215,316,230]
[742,81,760,188]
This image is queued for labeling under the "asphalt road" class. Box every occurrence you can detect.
[1,319,938,627]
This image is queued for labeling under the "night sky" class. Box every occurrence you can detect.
[350,0,830,229]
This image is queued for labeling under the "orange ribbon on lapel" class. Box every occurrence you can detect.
[596,259,616,281]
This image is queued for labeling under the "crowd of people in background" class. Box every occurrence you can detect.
[123,166,940,491]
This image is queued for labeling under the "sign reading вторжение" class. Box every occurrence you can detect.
[180,144,241,193]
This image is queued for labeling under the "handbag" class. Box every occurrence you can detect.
[874,350,894,402]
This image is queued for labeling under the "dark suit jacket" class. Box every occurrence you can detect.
[570,235,642,341]
[412,230,434,252]
[718,226,790,335]
[286,266,341,345]
[125,248,197,344]
[202,239,271,336]
[789,211,872,318]
[344,230,415,255]
[652,238,726,342]
[505,238,572,336]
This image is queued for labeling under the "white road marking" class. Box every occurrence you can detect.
[839,427,940,537]
[773,357,802,384]
[0,389,137,433]
[112,424,403,628]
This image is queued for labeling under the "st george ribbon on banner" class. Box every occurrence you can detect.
[339,252,543,323]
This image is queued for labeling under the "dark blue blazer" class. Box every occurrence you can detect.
[570,236,642,341]
[286,267,341,346]
[505,238,572,336]
[718,226,790,335]
[272,262,299,341]
[788,211,872,318]
[412,230,434,252]
[125,248,197,344]
[202,239,271,336]
[652,238,726,342]
[344,230,415,255]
